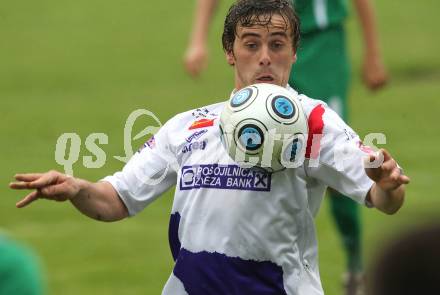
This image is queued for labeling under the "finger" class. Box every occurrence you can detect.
[14,173,43,182]
[9,181,35,190]
[398,174,411,185]
[390,167,410,185]
[16,191,39,208]
[27,172,59,189]
[380,148,392,162]
[389,168,401,182]
[381,158,397,173]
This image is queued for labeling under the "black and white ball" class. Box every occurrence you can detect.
[219,83,308,172]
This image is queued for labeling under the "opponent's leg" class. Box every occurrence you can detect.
[290,25,364,295]
[329,190,364,295]
[328,189,362,273]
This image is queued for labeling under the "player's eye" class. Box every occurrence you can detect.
[270,41,285,50]
[244,42,258,50]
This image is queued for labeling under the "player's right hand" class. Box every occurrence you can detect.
[9,170,80,208]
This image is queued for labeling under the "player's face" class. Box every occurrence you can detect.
[226,14,297,90]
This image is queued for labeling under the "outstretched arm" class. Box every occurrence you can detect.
[10,170,128,222]
[365,149,410,214]
[353,0,389,90]
[184,0,219,77]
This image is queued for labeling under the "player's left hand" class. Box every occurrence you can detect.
[364,148,410,191]
[362,55,389,90]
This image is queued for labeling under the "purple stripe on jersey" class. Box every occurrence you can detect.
[168,212,181,261]
[173,248,287,295]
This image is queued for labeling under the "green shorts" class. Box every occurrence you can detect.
[289,25,350,120]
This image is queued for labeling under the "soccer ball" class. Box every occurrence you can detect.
[219,83,308,172]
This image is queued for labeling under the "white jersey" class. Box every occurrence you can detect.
[103,87,374,295]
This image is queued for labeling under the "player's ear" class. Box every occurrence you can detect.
[292,52,297,64]
[226,51,235,66]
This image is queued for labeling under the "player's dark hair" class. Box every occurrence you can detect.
[222,0,300,53]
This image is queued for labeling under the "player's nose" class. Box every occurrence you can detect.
[259,46,271,66]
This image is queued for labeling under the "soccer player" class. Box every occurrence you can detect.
[184,0,389,292]
[10,1,407,294]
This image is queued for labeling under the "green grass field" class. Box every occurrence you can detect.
[1,0,439,294]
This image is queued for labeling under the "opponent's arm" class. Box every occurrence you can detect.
[365,149,410,214]
[353,0,388,90]
[184,0,219,77]
[10,170,128,221]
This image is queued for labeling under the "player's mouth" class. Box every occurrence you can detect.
[255,74,275,83]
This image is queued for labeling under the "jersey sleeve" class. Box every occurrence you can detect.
[102,119,178,216]
[304,104,374,205]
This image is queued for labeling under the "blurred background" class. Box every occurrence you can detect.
[1,0,439,294]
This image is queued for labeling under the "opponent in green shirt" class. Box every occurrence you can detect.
[293,0,348,34]
[184,1,388,294]
[0,235,45,295]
